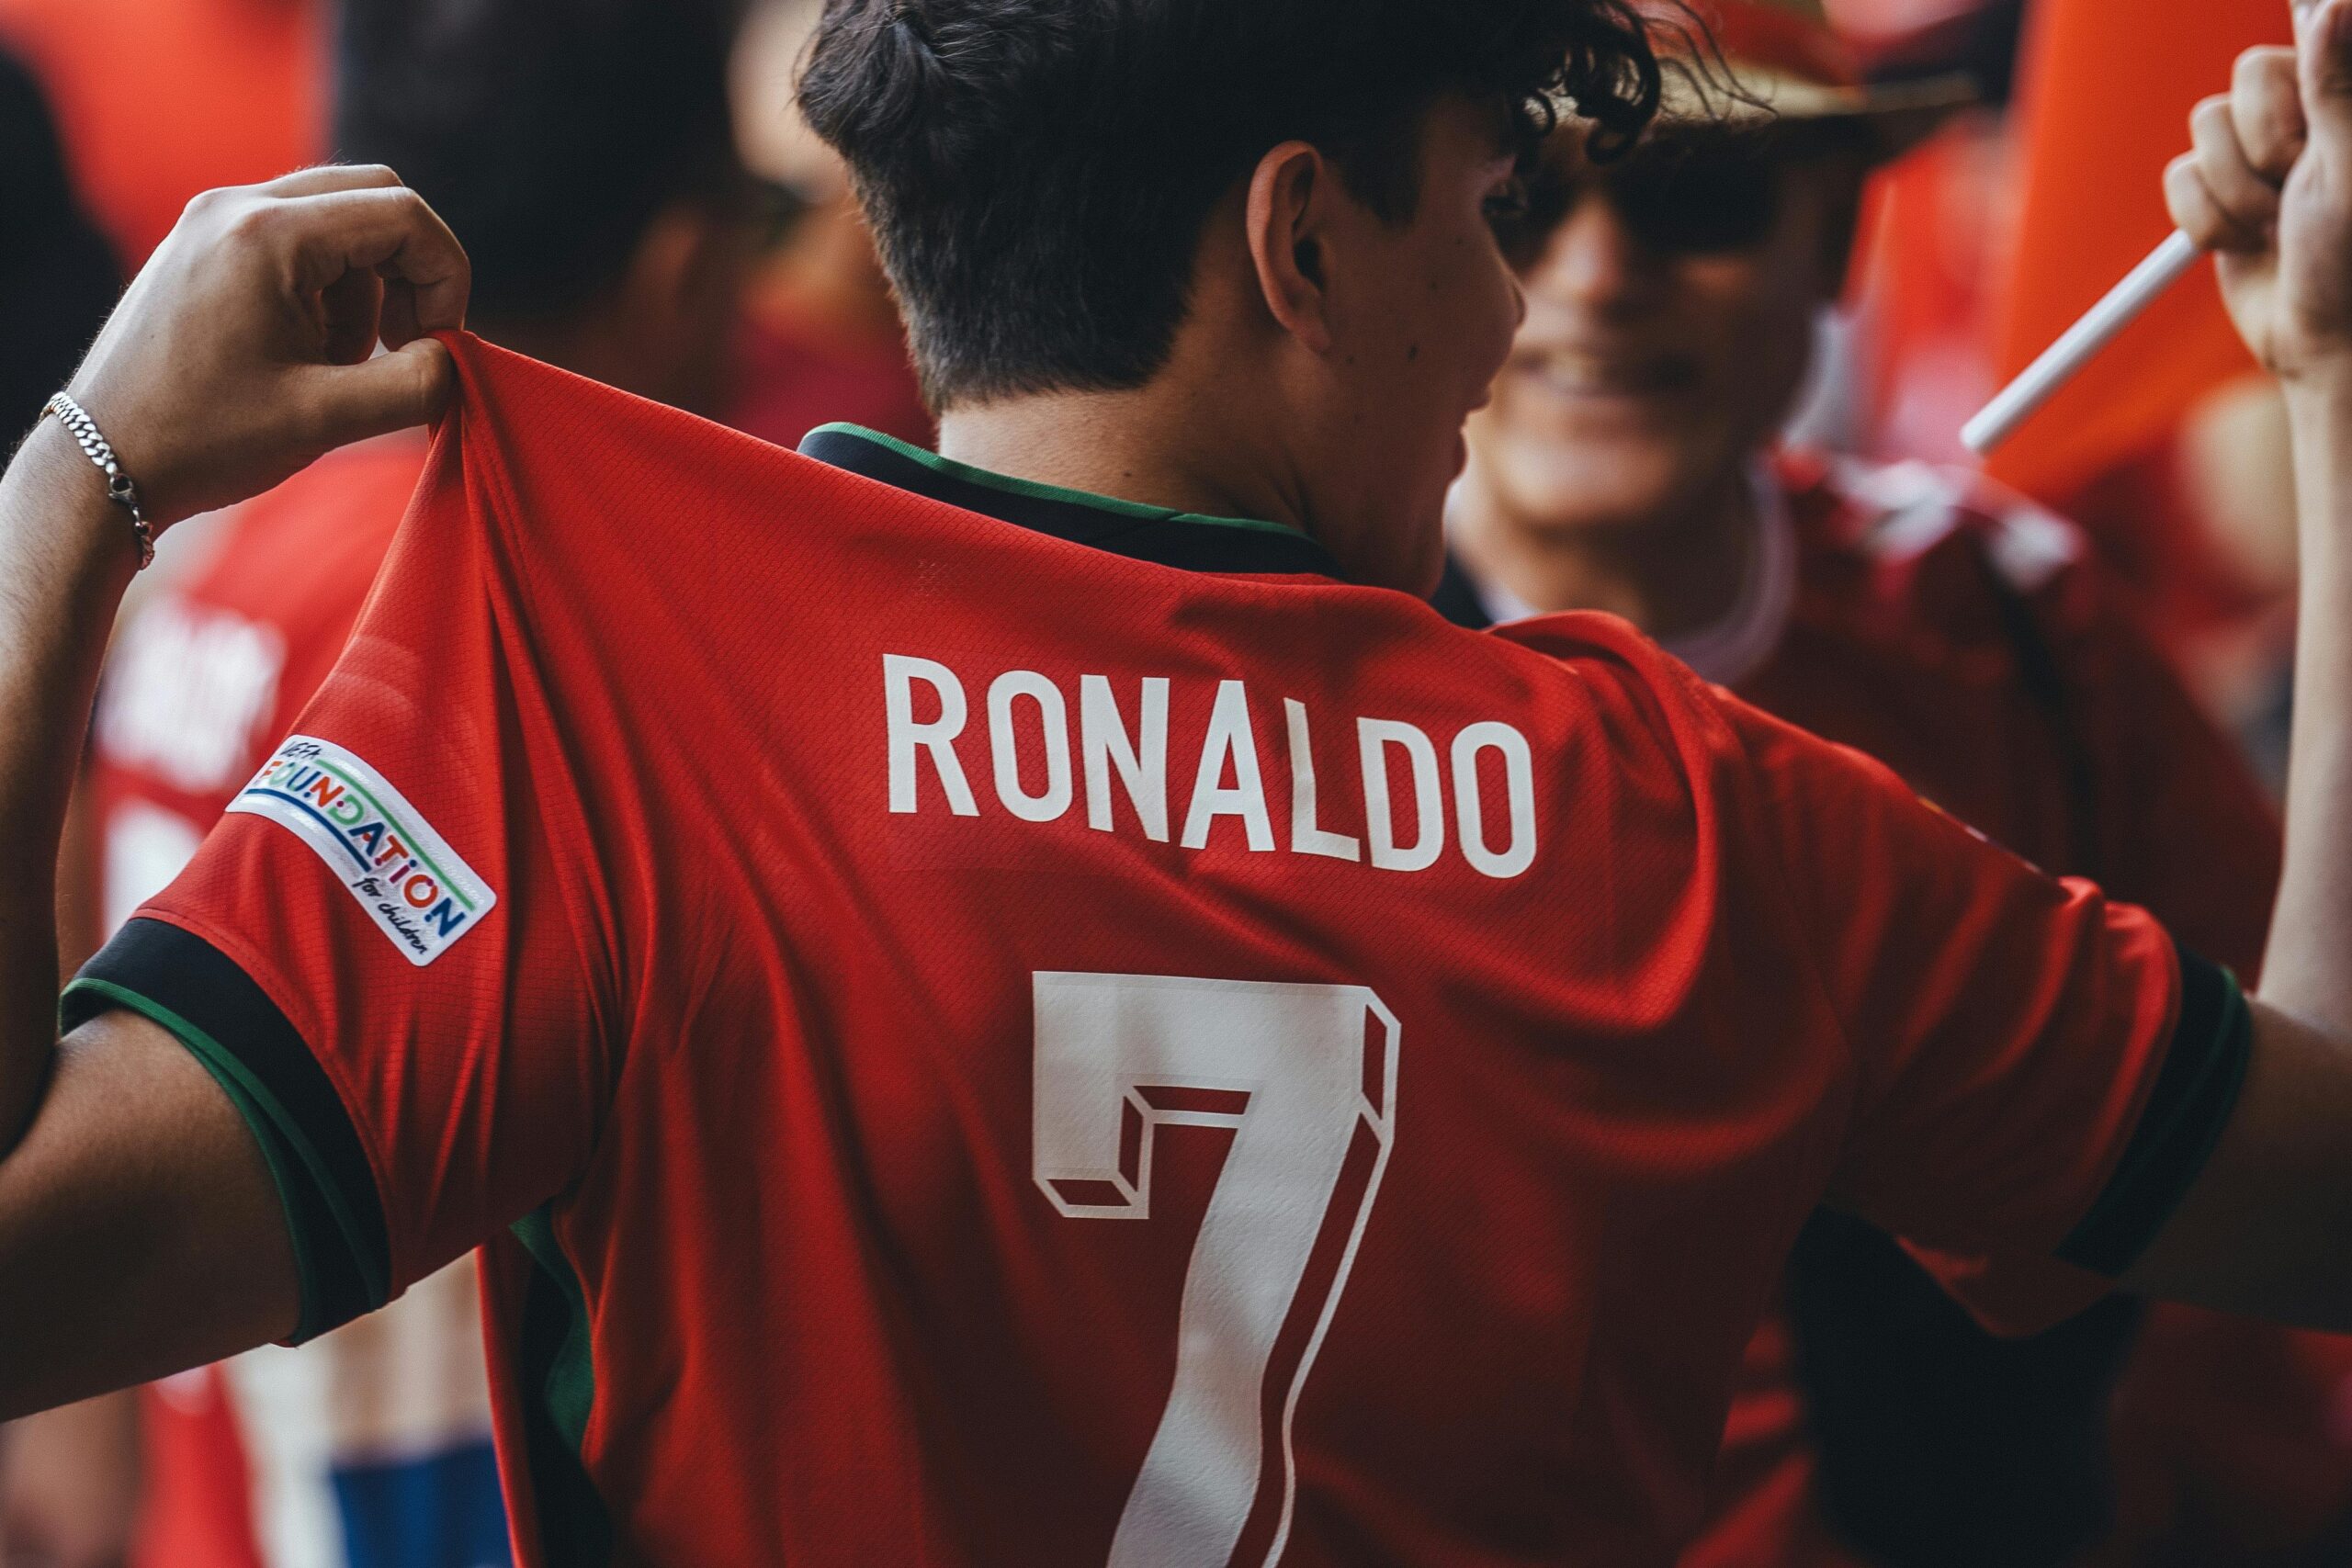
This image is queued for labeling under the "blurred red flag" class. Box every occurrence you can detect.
[1984,0,2290,502]
[0,0,323,267]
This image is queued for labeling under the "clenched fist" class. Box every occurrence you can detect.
[2170,0,2352,389]
[62,164,469,529]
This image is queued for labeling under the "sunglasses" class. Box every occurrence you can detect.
[1500,130,1829,266]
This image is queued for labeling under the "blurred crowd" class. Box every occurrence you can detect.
[0,0,2343,1565]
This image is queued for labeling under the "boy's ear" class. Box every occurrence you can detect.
[1245,141,1337,355]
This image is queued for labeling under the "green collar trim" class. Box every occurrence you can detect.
[804,423,1302,539]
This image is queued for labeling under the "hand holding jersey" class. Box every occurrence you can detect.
[7,3,2352,1562]
[60,165,469,529]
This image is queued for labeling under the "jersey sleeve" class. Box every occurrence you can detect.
[62,422,621,1343]
[1716,689,2251,1319]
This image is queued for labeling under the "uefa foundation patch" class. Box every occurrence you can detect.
[228,736,497,965]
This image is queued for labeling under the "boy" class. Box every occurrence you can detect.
[3,2,2352,1562]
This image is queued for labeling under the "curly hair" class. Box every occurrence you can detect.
[800,0,1668,407]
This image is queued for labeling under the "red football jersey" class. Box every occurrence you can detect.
[67,336,2241,1566]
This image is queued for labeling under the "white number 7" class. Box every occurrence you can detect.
[1034,973,1401,1568]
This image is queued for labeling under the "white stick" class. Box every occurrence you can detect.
[1962,229,2206,457]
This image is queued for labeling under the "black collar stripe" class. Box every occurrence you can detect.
[798,425,1344,579]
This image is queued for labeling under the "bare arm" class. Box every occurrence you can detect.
[2123,2,2352,1324]
[0,1013,300,1419]
[0,165,467,1413]
[0,419,136,1153]
[2125,368,2352,1323]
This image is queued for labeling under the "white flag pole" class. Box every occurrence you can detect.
[1961,0,2319,457]
[1961,230,2203,456]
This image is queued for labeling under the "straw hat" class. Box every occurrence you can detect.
[1647,0,1979,156]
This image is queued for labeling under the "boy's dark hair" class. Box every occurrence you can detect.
[335,0,741,324]
[800,0,1665,409]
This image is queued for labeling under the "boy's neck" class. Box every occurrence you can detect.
[935,379,1309,533]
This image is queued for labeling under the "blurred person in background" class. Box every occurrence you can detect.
[0,45,119,436]
[1,2,758,1564]
[0,45,126,1568]
[1440,1,2340,1563]
[726,0,931,446]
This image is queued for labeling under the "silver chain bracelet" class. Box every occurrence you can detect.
[42,391,155,570]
